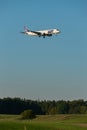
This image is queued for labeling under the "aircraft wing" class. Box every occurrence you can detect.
[31,30,42,36]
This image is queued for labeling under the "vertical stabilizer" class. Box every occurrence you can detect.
[24,26,30,32]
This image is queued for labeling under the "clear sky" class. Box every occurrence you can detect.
[0,0,87,100]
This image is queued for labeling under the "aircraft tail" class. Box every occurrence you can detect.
[24,26,30,32]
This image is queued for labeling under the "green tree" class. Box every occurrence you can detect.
[21,109,36,119]
[80,106,87,114]
[48,107,57,115]
[57,101,69,114]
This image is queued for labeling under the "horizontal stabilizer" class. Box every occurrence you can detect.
[20,31,26,34]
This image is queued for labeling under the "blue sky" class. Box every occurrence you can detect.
[0,0,87,100]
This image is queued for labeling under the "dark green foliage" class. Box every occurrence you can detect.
[48,107,57,115]
[0,98,87,115]
[57,100,69,114]
[0,97,43,115]
[21,109,36,119]
[68,99,87,114]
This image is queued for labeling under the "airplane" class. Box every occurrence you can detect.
[21,26,60,38]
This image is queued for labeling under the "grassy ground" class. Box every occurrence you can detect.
[0,114,87,130]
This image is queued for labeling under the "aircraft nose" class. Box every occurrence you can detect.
[57,29,61,33]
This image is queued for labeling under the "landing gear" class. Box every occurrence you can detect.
[43,33,45,38]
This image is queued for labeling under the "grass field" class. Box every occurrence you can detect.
[0,114,87,130]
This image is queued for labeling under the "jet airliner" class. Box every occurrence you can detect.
[21,26,60,38]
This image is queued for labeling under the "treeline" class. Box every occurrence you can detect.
[0,97,87,115]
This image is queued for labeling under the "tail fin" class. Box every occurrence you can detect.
[24,26,30,32]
